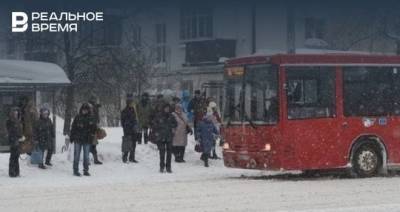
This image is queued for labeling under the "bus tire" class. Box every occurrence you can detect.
[351,143,382,178]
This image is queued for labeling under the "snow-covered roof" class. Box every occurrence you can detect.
[0,59,70,86]
[252,48,377,56]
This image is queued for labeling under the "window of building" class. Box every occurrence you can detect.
[286,67,335,119]
[180,7,213,40]
[155,23,167,63]
[305,17,325,40]
[79,14,122,47]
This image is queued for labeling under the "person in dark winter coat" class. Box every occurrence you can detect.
[197,113,219,167]
[151,103,177,173]
[188,90,207,141]
[88,96,102,165]
[137,93,151,144]
[7,107,24,177]
[33,108,55,169]
[70,103,97,176]
[121,94,139,163]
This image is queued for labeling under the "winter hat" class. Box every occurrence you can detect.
[209,101,217,109]
[40,107,50,115]
[9,107,19,116]
[89,95,98,104]
[79,103,91,114]
[207,101,218,113]
[203,112,214,121]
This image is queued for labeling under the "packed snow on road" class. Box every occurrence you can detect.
[1,126,400,212]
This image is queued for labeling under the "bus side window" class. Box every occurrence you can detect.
[286,67,336,119]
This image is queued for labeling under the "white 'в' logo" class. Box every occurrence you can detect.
[12,12,28,32]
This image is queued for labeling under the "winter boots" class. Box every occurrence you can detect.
[74,171,90,177]
[201,153,210,167]
[123,152,138,163]
[38,163,46,169]
[129,152,138,163]
[93,154,103,165]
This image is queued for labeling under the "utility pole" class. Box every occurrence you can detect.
[251,2,256,54]
[286,1,296,54]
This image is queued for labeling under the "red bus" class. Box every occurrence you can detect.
[222,54,400,177]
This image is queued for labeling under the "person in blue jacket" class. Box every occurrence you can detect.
[197,113,219,167]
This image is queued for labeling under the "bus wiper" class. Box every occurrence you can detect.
[244,113,257,129]
[231,104,257,129]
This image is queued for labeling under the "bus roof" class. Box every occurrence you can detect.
[225,54,400,67]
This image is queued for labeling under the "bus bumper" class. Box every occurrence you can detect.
[223,150,280,170]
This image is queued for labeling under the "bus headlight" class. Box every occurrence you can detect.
[263,143,272,151]
[223,143,230,150]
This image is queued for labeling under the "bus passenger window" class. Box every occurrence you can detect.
[344,67,395,117]
[286,67,336,119]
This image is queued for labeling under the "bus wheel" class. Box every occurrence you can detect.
[352,144,382,177]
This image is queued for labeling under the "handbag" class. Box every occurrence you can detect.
[175,112,192,135]
[96,128,107,140]
[18,141,33,154]
[30,146,43,165]
[194,143,203,153]
[121,135,133,152]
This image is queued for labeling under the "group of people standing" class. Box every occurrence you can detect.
[120,90,222,173]
[6,97,55,177]
[5,90,223,177]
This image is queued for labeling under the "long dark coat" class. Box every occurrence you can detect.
[151,111,177,143]
[121,106,138,136]
[33,117,54,150]
[70,105,97,144]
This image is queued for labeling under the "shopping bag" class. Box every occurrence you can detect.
[96,128,107,140]
[30,147,43,165]
[194,143,203,153]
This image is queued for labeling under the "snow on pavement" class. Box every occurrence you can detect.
[1,127,400,211]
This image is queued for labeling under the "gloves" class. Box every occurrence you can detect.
[18,136,26,142]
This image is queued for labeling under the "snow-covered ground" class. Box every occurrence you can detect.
[1,124,400,211]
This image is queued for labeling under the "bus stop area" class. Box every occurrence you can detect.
[0,59,70,152]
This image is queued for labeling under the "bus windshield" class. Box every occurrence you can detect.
[224,64,278,124]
